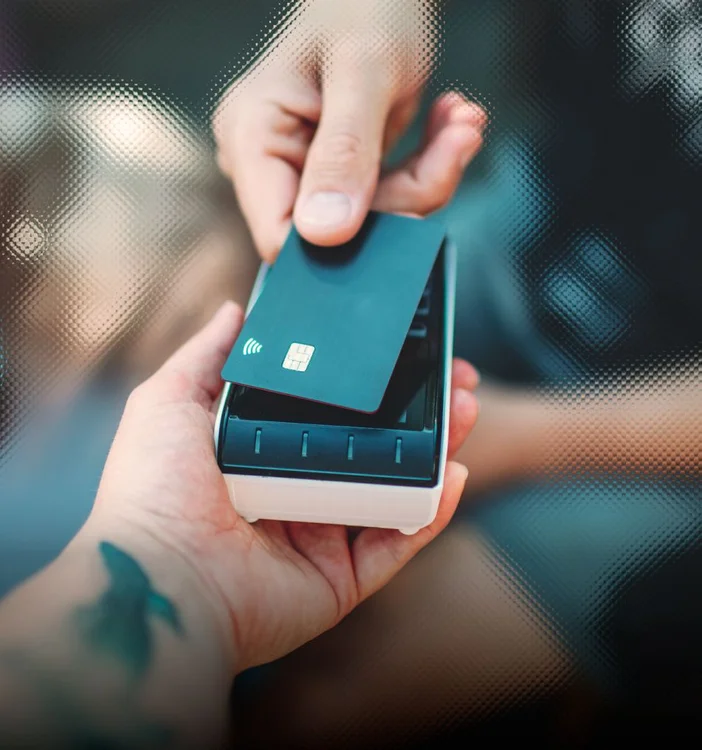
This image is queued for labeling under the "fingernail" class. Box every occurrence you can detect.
[299,192,352,227]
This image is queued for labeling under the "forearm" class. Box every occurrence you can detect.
[0,514,235,749]
[523,378,702,479]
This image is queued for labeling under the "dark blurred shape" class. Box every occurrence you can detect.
[608,538,702,708]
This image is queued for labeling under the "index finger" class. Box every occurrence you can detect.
[141,301,243,409]
[215,76,320,263]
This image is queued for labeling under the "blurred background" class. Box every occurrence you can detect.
[1,0,701,746]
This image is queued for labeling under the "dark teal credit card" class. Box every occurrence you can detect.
[221,211,445,413]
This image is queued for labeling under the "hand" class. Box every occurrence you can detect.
[213,0,487,262]
[89,301,480,672]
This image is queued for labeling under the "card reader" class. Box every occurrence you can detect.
[214,237,456,535]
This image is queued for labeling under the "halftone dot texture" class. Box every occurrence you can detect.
[0,79,254,456]
[2,0,702,746]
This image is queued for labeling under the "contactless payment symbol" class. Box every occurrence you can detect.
[283,343,315,372]
[242,337,263,356]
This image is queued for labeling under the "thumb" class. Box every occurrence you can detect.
[142,301,243,409]
[293,63,393,246]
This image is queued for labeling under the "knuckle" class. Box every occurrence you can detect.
[317,130,365,164]
[309,128,376,183]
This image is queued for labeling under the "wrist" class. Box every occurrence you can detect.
[0,510,237,748]
[71,509,238,677]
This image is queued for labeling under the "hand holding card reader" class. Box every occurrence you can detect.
[214,212,456,535]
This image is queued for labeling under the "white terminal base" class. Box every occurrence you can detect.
[223,473,443,535]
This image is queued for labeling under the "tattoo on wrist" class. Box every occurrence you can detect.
[76,541,184,680]
[0,541,186,749]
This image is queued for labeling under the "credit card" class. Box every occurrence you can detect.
[221,211,445,413]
